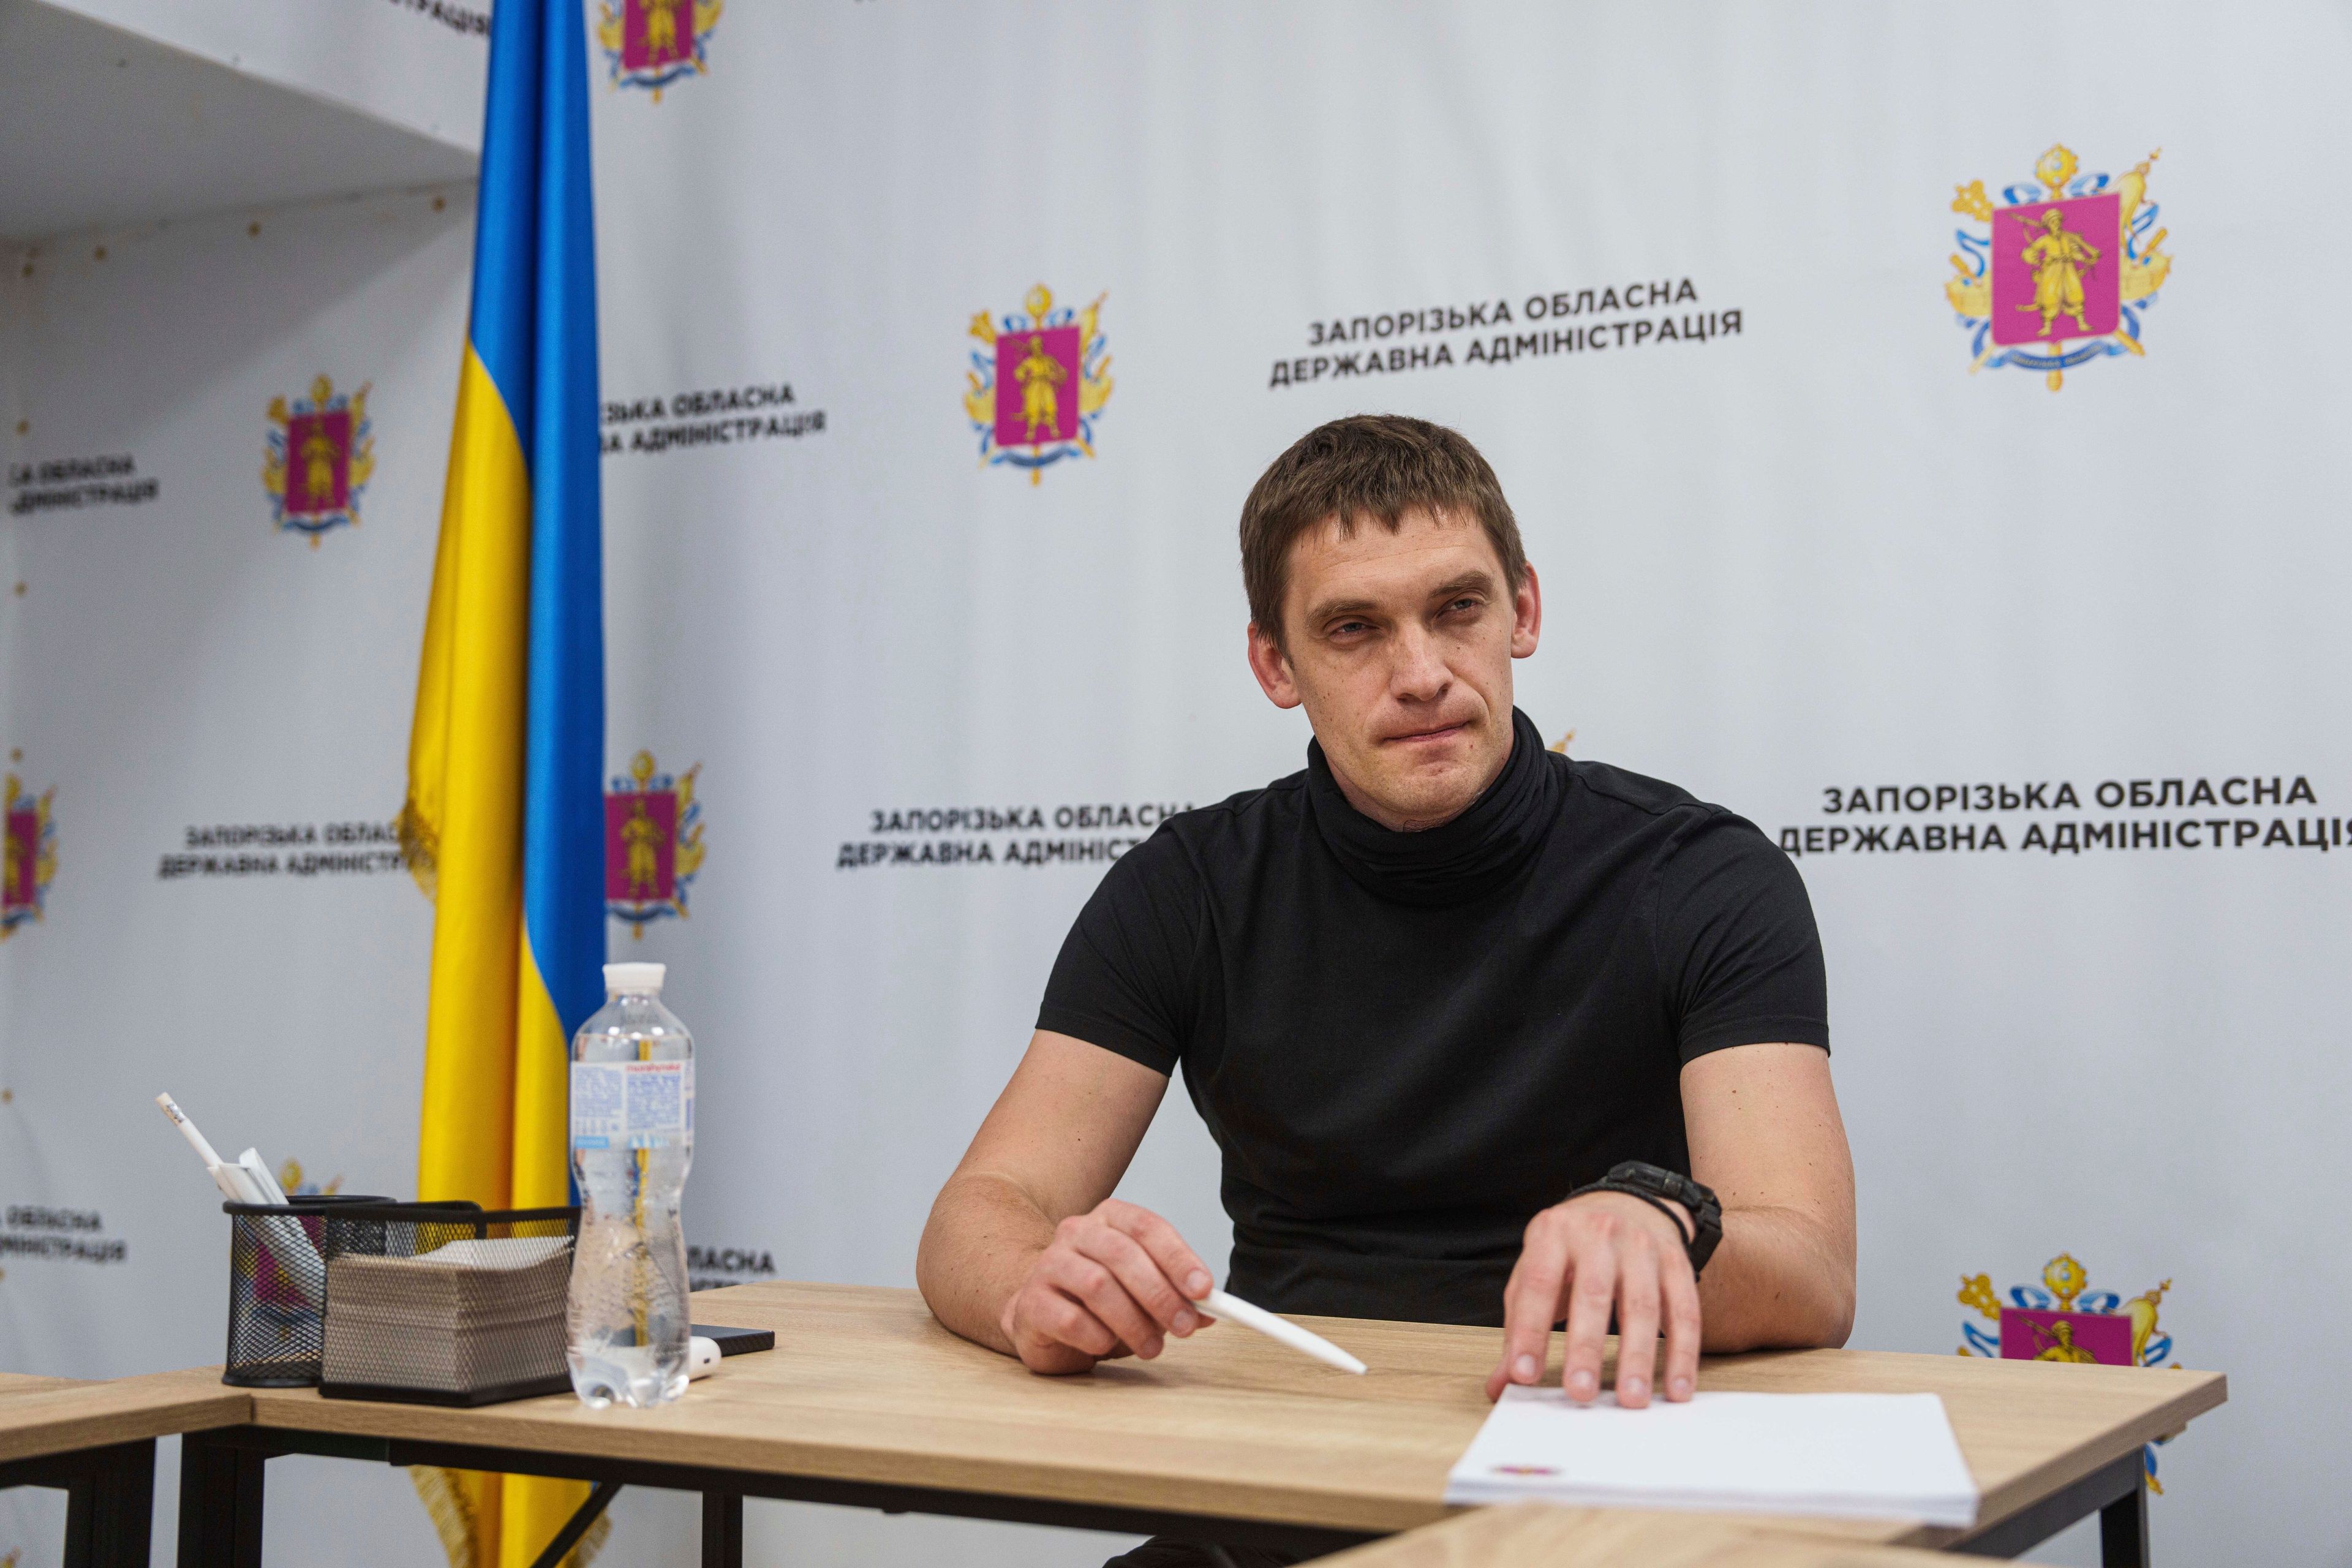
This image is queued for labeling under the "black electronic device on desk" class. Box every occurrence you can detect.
[688,1324,776,1356]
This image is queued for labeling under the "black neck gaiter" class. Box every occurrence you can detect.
[1304,707,1560,908]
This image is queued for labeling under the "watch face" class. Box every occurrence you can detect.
[1621,1162,1693,1202]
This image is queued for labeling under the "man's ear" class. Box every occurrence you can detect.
[1510,562,1542,659]
[1246,622,1303,709]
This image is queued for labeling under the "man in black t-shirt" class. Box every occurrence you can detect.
[918,417,1855,1428]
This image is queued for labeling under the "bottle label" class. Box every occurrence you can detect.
[571,1060,694,1149]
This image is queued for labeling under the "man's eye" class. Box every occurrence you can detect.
[1446,598,1481,615]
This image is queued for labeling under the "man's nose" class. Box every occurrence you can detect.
[1389,624,1450,702]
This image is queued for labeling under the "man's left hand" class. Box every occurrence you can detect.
[1485,1190,1700,1409]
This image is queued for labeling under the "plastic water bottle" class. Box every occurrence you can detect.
[566,962,695,1408]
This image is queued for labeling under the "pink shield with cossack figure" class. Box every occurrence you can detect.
[623,0,695,73]
[606,786,679,905]
[282,408,352,518]
[605,751,704,937]
[994,325,1083,448]
[1998,1307,2135,1366]
[263,375,373,542]
[0,772,54,938]
[1990,192,2121,345]
[2,800,36,913]
[595,0,720,99]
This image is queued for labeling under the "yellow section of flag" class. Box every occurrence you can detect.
[399,348,598,1568]
[408,345,529,1205]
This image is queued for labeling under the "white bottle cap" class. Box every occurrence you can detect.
[604,962,666,995]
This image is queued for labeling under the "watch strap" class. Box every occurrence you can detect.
[1567,1163,1722,1277]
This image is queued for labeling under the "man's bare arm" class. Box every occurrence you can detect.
[1683,1041,1856,1352]
[917,1030,1215,1372]
[1491,1042,1854,1408]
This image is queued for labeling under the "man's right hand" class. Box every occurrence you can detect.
[997,1198,1217,1373]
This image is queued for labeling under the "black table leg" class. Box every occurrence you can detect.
[60,1439,155,1568]
[2100,1468,2149,1568]
[702,1490,742,1568]
[529,1480,623,1568]
[177,1429,266,1568]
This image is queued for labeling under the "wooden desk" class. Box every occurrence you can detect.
[1316,1503,1971,1568]
[1,1366,248,1568]
[202,1283,2223,1568]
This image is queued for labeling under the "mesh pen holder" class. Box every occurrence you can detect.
[314,1203,580,1406]
[220,1193,394,1387]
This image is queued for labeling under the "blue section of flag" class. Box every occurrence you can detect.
[467,0,543,417]
[467,0,606,1039]
[518,0,609,1039]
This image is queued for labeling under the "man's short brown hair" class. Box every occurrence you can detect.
[1238,415,1528,644]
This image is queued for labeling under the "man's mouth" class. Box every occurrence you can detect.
[1384,720,1469,747]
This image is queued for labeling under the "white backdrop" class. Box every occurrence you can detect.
[6,4,2351,1565]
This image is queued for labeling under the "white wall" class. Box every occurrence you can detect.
[37,0,486,151]
[0,187,470,1567]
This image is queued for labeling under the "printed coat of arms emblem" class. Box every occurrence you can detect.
[1945,144,2174,390]
[605,750,705,937]
[596,0,723,100]
[963,285,1115,485]
[263,375,374,545]
[1,772,55,939]
[1958,1252,2181,1491]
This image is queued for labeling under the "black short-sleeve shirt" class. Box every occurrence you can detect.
[1037,710,1828,1326]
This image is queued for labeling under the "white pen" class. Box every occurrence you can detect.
[1200,1287,1368,1375]
[157,1095,322,1305]
[157,1093,266,1204]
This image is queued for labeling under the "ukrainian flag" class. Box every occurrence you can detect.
[395,0,605,1558]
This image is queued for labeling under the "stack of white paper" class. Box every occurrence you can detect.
[1446,1387,1978,1526]
[320,1238,574,1395]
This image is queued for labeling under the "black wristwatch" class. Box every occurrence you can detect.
[1567,1161,1722,1278]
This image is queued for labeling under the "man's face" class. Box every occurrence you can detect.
[1246,507,1541,831]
